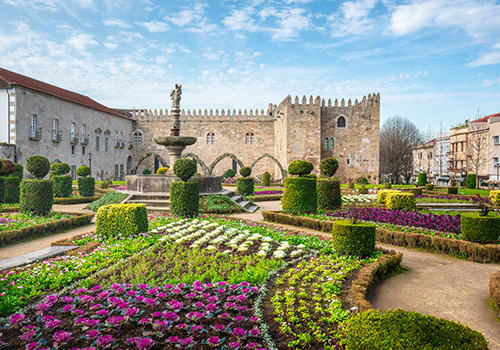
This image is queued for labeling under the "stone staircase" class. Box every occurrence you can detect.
[220,189,259,213]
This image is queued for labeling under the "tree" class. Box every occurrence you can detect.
[466,120,490,188]
[380,116,423,184]
[434,120,449,178]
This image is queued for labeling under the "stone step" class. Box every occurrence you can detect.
[247,205,259,213]
[130,195,170,201]
[146,207,171,214]
[239,200,251,209]
[127,199,170,207]
[230,195,242,202]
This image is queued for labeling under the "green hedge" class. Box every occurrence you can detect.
[466,173,477,189]
[0,177,4,203]
[358,187,369,194]
[282,177,317,215]
[409,188,422,195]
[344,309,488,350]
[53,195,101,205]
[346,182,355,189]
[261,172,271,186]
[53,175,73,198]
[173,159,196,181]
[331,220,376,256]
[78,177,95,197]
[386,192,416,211]
[377,190,400,204]
[317,178,341,210]
[461,213,500,244]
[448,186,458,194]
[239,166,252,177]
[288,160,313,176]
[26,156,50,179]
[383,182,392,189]
[96,203,148,238]
[417,172,427,186]
[425,184,434,191]
[170,181,199,217]
[11,163,23,180]
[4,176,20,203]
[20,180,53,215]
[237,177,254,197]
[250,194,283,202]
[87,192,128,212]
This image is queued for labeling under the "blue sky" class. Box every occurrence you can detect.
[0,0,499,133]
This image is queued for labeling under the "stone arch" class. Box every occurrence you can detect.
[182,153,210,176]
[209,153,245,175]
[130,152,168,174]
[250,153,285,179]
[51,158,62,164]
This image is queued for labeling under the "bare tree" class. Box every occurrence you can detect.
[435,120,448,178]
[467,120,490,188]
[380,116,423,184]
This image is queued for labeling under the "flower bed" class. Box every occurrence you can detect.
[415,194,490,204]
[341,194,377,204]
[0,212,74,232]
[252,187,284,196]
[53,195,102,205]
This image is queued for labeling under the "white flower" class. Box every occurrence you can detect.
[261,237,273,242]
[257,251,267,256]
[273,250,285,258]
[297,244,306,249]
[206,245,217,251]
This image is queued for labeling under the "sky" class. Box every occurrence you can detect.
[0,0,499,133]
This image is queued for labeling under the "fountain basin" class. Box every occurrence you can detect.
[126,174,222,194]
[153,136,197,146]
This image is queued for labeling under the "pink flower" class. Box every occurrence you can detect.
[85,319,99,327]
[63,304,74,312]
[249,328,260,336]
[207,336,220,346]
[172,288,182,294]
[97,291,109,299]
[152,311,162,318]
[147,287,158,295]
[9,313,25,325]
[139,284,148,290]
[91,285,103,291]
[136,295,145,302]
[126,290,137,297]
[205,303,217,312]
[45,294,58,304]
[26,342,38,350]
[139,317,151,325]
[232,327,246,337]
[61,296,74,304]
[229,342,241,349]
[144,298,157,306]
[176,323,187,330]
[96,310,108,317]
[219,313,229,319]
[179,337,194,347]
[214,324,225,331]
[224,302,236,309]
[137,338,155,350]
[124,307,139,318]
[36,302,50,313]
[168,336,179,343]
[152,320,168,332]
[53,330,72,345]
[87,330,100,339]
[105,316,125,327]
[20,330,36,340]
[157,292,167,300]
[45,319,61,330]
[236,295,247,303]
[97,335,114,347]
[163,311,178,321]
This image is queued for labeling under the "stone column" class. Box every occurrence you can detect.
[166,144,187,169]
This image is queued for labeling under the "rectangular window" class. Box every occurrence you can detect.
[71,145,75,155]
[96,136,100,152]
[105,137,109,152]
[71,165,76,181]
[494,136,500,145]
[70,123,75,138]
[120,164,124,179]
[115,164,119,180]
[31,114,37,133]
[53,119,58,133]
[82,146,86,155]
[461,142,464,152]
[494,157,499,166]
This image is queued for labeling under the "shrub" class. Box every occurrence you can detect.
[317,178,341,210]
[490,190,500,206]
[461,212,500,244]
[173,158,196,182]
[490,271,500,311]
[319,158,339,177]
[170,181,199,217]
[0,159,14,175]
[55,163,71,175]
[222,169,236,179]
[346,182,355,189]
[288,160,313,177]
[331,220,376,256]
[356,175,369,185]
[11,163,23,180]
[377,189,400,204]
[261,172,271,186]
[386,192,416,211]
[4,176,20,203]
[409,188,422,195]
[358,187,369,194]
[156,167,169,174]
[96,203,148,238]
[425,183,434,191]
[417,172,427,186]
[383,182,392,189]
[77,165,91,177]
[53,175,73,198]
[282,177,317,214]
[239,166,252,177]
[237,177,254,197]
[142,168,152,175]
[20,180,53,215]
[26,155,50,179]
[344,309,488,350]
[87,192,128,212]
[466,173,477,189]
[78,177,95,197]
[448,186,458,194]
[200,195,242,214]
[0,177,4,203]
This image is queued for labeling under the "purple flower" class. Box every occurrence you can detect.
[45,294,58,304]
[229,342,241,349]
[61,296,74,304]
[9,313,25,325]
[176,323,187,330]
[144,298,157,306]
[179,337,194,347]
[91,285,103,291]
[97,291,109,299]
[36,302,50,313]
[172,288,182,294]
[136,295,145,302]
[249,328,260,336]
[126,290,137,297]
[163,311,178,321]
[190,325,203,334]
[105,316,125,327]
[85,319,99,327]
[219,313,229,319]
[157,292,167,299]
[97,335,114,347]
[205,303,217,312]
[225,302,236,309]
[246,342,258,348]
[234,315,245,323]
[232,327,246,337]
[152,311,162,318]
[96,309,108,317]
[20,330,36,340]
[214,324,225,331]
[218,281,227,287]
[236,294,247,303]
[137,338,155,350]
[139,284,148,290]
[194,302,204,308]
[147,287,158,295]
[63,304,74,312]
[53,330,72,345]
[87,330,100,339]
[124,307,139,318]
[152,320,168,332]
[168,336,179,343]
[26,342,38,350]
[45,319,61,329]
[139,317,151,325]
[207,336,220,346]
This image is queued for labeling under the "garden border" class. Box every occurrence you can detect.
[53,195,102,205]
[250,195,283,202]
[0,212,93,247]
[490,271,500,317]
[262,211,500,263]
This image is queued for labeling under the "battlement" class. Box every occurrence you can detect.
[277,93,380,113]
[129,107,270,120]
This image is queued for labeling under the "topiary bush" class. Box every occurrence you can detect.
[222,169,236,179]
[261,172,271,186]
[11,163,23,180]
[170,181,199,217]
[55,163,71,175]
[53,175,73,198]
[78,177,95,197]
[282,177,317,214]
[490,271,500,313]
[383,182,392,189]
[4,176,20,203]
[77,165,91,177]
[346,182,355,189]
[417,172,427,186]
[0,177,4,203]
[358,187,369,194]
[288,160,313,177]
[26,155,50,179]
[448,186,458,194]
[344,309,488,350]
[142,168,152,175]
[239,166,252,178]
[466,173,477,189]
[173,158,196,182]
[156,167,169,174]
[317,178,341,210]
[356,175,369,185]
[319,158,339,178]
[236,177,253,197]
[410,188,422,195]
[461,212,500,244]
[20,179,53,215]
[96,203,148,239]
[386,192,416,211]
[490,190,500,206]
[377,190,400,204]
[425,183,434,191]
[0,159,14,176]
[331,220,376,256]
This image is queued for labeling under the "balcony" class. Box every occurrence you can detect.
[128,142,134,150]
[52,130,62,142]
[29,127,42,141]
[70,133,79,144]
[115,140,125,149]
[81,135,89,145]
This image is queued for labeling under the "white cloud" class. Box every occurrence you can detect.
[166,2,219,34]
[468,43,500,67]
[103,42,118,50]
[270,8,312,41]
[74,0,95,10]
[102,18,132,28]
[136,20,170,33]
[328,0,378,36]
[223,7,259,32]
[3,0,59,11]
[66,33,98,52]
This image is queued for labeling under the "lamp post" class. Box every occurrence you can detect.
[88,151,93,171]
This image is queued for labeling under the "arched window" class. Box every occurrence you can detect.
[207,133,211,144]
[246,133,250,144]
[211,133,215,144]
[337,116,346,128]
[133,132,138,144]
[250,133,254,144]
[324,138,329,149]
[138,132,142,144]
[330,138,334,149]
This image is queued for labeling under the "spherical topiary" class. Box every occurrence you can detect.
[239,167,252,177]
[26,155,50,179]
[173,158,196,182]
[55,163,71,175]
[156,167,169,174]
[356,175,369,185]
[222,169,236,179]
[425,184,434,191]
[331,220,376,256]
[288,160,313,177]
[0,159,15,175]
[461,213,500,244]
[319,158,339,178]
[261,172,271,186]
[142,168,152,175]
[77,165,91,177]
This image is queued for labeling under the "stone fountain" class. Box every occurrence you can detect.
[126,84,222,196]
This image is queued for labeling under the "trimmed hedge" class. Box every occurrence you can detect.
[448,186,458,194]
[250,194,283,202]
[466,173,477,189]
[409,187,422,195]
[356,175,369,185]
[261,172,271,186]
[96,203,148,238]
[382,182,391,189]
[317,178,341,210]
[461,213,500,244]
[319,158,339,177]
[331,220,376,256]
[239,167,251,177]
[386,192,416,210]
[358,188,369,194]
[490,271,500,316]
[288,160,313,176]
[417,172,427,186]
[0,212,93,247]
[425,183,434,191]
[4,176,20,203]
[53,175,73,198]
[78,177,95,197]
[377,189,400,204]
[237,177,254,197]
[54,195,101,205]
[20,180,53,215]
[77,165,91,177]
[26,156,50,179]
[170,181,199,217]
[156,167,169,174]
[222,169,236,179]
[344,309,488,349]
[173,158,196,181]
[346,182,355,189]
[490,190,500,206]
[11,163,23,180]
[0,159,14,175]
[0,177,4,203]
[282,177,317,215]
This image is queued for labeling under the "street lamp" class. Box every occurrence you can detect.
[88,151,93,171]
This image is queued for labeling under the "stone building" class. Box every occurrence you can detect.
[412,132,450,186]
